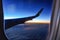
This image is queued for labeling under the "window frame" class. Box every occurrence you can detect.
[0,0,8,40]
[49,0,60,40]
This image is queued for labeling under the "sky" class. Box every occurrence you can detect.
[2,0,53,22]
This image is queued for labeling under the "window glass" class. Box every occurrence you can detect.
[2,0,53,40]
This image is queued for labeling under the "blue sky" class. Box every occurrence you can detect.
[2,0,53,22]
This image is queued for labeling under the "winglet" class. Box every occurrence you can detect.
[35,8,44,17]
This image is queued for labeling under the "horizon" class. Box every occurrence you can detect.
[25,20,50,24]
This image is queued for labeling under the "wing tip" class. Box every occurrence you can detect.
[35,8,44,17]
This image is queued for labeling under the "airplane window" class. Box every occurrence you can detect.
[2,0,53,40]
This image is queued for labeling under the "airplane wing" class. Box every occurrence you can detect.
[5,8,44,29]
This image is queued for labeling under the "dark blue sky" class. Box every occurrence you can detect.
[2,0,53,22]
